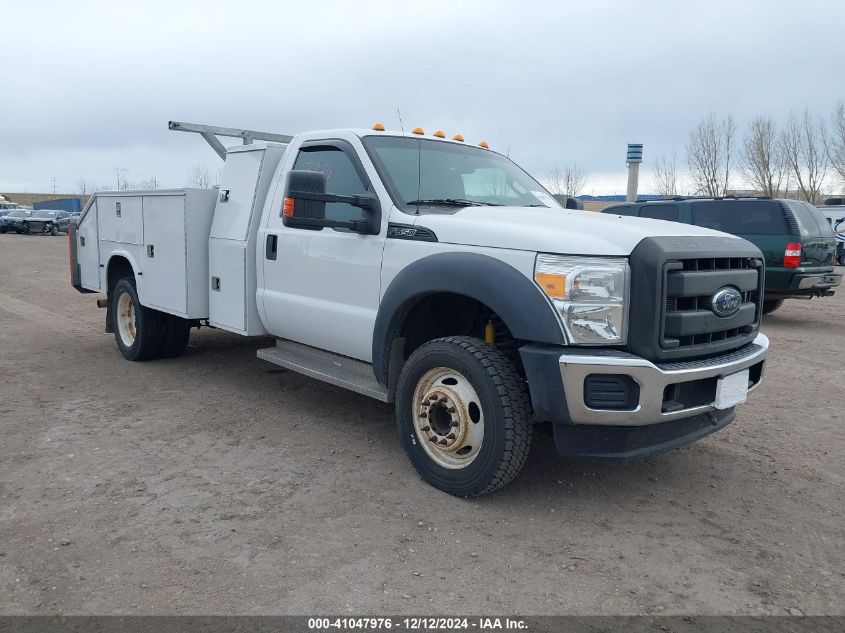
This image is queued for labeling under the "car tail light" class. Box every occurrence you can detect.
[784,242,802,268]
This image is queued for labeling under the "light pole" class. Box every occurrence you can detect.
[115,167,128,191]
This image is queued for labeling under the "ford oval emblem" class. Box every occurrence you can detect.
[711,286,742,317]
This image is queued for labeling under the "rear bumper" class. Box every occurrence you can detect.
[790,272,841,290]
[520,334,768,459]
[768,271,841,298]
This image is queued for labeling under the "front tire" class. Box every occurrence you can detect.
[110,277,163,361]
[395,336,532,497]
[762,299,784,315]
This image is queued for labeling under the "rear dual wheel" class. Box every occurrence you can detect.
[396,336,532,497]
[111,276,191,361]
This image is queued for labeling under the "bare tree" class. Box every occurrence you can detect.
[686,114,735,196]
[652,152,679,197]
[828,102,845,185]
[137,176,159,189]
[781,109,829,203]
[188,164,212,189]
[740,116,786,197]
[77,178,88,195]
[547,165,587,196]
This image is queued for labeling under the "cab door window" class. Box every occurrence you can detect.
[293,147,368,222]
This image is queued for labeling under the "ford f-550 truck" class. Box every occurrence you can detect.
[69,121,769,496]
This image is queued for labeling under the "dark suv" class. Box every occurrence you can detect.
[602,197,841,314]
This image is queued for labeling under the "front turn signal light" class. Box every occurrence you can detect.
[535,272,566,299]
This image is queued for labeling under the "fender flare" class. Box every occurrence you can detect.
[105,251,141,291]
[372,252,566,385]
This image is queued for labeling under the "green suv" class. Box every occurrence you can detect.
[602,197,841,314]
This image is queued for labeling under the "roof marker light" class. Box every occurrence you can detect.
[433,130,445,138]
[372,122,385,131]
[411,127,424,135]
[478,141,489,149]
[452,134,464,142]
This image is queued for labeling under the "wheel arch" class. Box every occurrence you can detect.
[372,252,565,387]
[105,252,139,294]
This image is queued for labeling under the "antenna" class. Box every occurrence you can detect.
[396,108,405,135]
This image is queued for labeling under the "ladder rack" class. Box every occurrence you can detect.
[168,120,293,160]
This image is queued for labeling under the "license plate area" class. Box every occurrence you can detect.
[714,369,749,410]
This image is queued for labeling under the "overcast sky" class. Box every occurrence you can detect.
[1,0,843,196]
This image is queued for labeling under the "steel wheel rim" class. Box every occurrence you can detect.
[412,367,485,469]
[116,292,136,347]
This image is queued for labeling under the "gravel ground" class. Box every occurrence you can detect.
[0,233,843,616]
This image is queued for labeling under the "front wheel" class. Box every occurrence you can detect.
[110,277,163,361]
[395,336,532,497]
[762,299,784,315]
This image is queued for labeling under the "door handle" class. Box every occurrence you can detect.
[265,234,278,260]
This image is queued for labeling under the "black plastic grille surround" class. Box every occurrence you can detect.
[628,236,765,362]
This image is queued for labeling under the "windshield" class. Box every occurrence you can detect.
[362,136,560,213]
[6,211,27,218]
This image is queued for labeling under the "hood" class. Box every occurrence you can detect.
[414,206,743,256]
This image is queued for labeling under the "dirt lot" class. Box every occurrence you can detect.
[0,233,843,616]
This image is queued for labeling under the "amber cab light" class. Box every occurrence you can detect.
[283,197,295,217]
[784,242,801,268]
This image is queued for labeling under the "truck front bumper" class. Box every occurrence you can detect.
[520,334,768,459]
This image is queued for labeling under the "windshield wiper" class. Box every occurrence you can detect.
[407,198,501,207]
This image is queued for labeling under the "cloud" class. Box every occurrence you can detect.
[1,0,843,194]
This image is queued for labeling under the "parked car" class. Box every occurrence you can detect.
[22,211,71,235]
[0,209,33,233]
[0,201,27,218]
[602,197,842,314]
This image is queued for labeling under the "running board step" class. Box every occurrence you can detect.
[257,339,390,402]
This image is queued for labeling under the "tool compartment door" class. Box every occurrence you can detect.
[97,195,143,245]
[77,204,101,290]
[140,194,188,315]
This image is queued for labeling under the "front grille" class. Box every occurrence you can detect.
[661,256,763,353]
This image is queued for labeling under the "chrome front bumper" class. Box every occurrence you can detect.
[559,334,769,426]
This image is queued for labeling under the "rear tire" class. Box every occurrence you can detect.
[762,299,784,315]
[110,277,163,361]
[158,315,191,358]
[395,336,532,497]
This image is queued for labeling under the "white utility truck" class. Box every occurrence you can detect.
[70,121,769,496]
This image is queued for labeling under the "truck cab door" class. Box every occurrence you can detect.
[258,136,388,362]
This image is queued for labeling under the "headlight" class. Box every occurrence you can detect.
[534,254,629,345]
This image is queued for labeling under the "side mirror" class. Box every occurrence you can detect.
[282,170,380,234]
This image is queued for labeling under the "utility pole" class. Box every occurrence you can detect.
[50,177,57,195]
[626,143,643,202]
[115,167,127,190]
